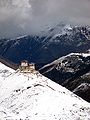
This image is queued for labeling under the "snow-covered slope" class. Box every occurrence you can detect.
[0,62,15,79]
[0,63,90,120]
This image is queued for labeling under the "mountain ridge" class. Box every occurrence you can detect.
[0,24,90,65]
[39,52,90,102]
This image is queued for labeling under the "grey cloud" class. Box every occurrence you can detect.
[0,0,90,38]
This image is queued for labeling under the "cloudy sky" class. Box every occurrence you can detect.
[0,0,90,38]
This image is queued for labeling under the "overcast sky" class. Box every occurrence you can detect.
[0,0,90,38]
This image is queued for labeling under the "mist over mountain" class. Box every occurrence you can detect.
[0,0,90,118]
[0,0,90,38]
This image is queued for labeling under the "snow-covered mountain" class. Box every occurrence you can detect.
[39,52,90,102]
[0,62,90,120]
[0,24,90,65]
[39,52,90,83]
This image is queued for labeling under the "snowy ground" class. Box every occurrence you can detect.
[0,62,90,120]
